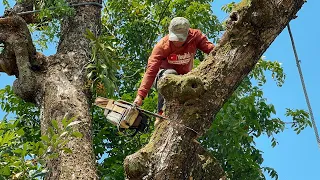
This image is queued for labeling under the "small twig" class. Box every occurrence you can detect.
[120,68,143,79]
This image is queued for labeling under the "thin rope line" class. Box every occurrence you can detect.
[287,23,320,149]
[16,2,103,16]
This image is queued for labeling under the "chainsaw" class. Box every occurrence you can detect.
[94,97,166,136]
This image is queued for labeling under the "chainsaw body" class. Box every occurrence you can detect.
[95,97,148,136]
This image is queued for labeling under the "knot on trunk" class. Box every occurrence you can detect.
[12,78,38,103]
[158,75,204,104]
[124,150,149,179]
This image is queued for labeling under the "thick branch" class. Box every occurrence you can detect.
[5,0,34,14]
[12,40,37,102]
[0,15,45,103]
[0,52,18,76]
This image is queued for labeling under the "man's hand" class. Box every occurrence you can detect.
[134,95,143,106]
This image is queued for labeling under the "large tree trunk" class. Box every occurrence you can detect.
[1,0,102,179]
[124,0,305,179]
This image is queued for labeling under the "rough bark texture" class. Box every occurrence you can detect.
[0,0,102,179]
[3,0,38,24]
[124,0,305,179]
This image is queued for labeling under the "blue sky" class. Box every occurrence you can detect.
[1,1,319,180]
[211,1,320,180]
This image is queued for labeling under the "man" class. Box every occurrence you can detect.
[134,17,214,124]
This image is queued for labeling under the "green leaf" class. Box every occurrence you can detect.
[39,148,45,156]
[52,120,59,130]
[72,131,83,138]
[48,127,55,136]
[66,121,81,128]
[16,128,25,136]
[62,118,68,128]
[67,117,78,127]
[59,131,68,138]
[63,148,72,153]
[12,148,23,154]
[85,29,96,40]
[41,135,50,143]
[0,166,10,176]
[47,153,59,159]
[1,131,16,146]
[52,134,59,143]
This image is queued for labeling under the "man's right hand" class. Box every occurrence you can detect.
[134,95,143,106]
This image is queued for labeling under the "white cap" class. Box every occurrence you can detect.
[168,17,190,42]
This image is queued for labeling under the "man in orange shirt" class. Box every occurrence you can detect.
[134,17,214,122]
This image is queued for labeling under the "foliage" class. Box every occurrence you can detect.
[221,2,236,13]
[104,0,222,96]
[1,0,10,9]
[0,115,83,179]
[251,58,285,87]
[92,90,157,179]
[0,119,46,179]
[200,58,310,180]
[1,0,74,50]
[0,85,40,143]
[31,0,73,50]
[285,108,311,134]
[85,30,119,98]
[98,2,308,178]
[0,86,83,179]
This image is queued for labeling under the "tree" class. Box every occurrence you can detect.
[0,0,308,179]
[0,0,101,179]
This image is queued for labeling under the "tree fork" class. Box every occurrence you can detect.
[124,0,305,179]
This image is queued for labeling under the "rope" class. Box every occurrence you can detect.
[16,2,103,16]
[287,23,320,149]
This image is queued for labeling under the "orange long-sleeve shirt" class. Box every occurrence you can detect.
[138,28,214,98]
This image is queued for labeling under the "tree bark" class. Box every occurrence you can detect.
[1,0,102,179]
[124,0,305,179]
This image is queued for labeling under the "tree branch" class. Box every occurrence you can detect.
[4,0,38,24]
[0,15,46,103]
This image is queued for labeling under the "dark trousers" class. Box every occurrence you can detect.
[154,69,178,113]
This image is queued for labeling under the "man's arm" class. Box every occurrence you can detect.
[195,30,215,54]
[134,42,165,105]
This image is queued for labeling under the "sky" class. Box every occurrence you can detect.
[1,1,319,180]
[211,1,320,180]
